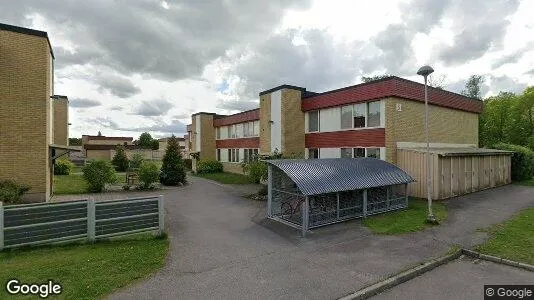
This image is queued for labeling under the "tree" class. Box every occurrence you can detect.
[139,132,153,148]
[97,131,102,136]
[461,75,485,99]
[151,139,160,150]
[361,74,392,83]
[68,137,82,146]
[112,145,129,172]
[427,74,447,89]
[160,135,186,185]
[82,160,117,192]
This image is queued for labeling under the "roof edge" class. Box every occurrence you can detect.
[0,23,55,59]
[259,84,307,96]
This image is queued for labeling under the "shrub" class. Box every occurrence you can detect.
[242,160,268,184]
[160,135,187,186]
[138,161,160,189]
[82,160,117,192]
[0,180,30,204]
[130,153,145,169]
[54,158,73,175]
[112,145,129,172]
[493,143,534,181]
[183,158,193,170]
[196,160,223,174]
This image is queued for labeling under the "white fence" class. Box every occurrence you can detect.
[0,196,164,250]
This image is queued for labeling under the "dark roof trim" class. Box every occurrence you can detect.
[259,84,307,96]
[191,112,220,117]
[0,23,55,59]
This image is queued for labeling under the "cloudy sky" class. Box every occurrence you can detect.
[3,0,533,138]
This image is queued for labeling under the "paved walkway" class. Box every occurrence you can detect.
[110,177,533,300]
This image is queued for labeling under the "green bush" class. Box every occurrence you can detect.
[196,160,223,174]
[82,160,117,192]
[160,136,187,186]
[54,158,73,175]
[183,158,193,170]
[493,143,534,181]
[112,145,129,172]
[0,180,30,204]
[130,153,145,169]
[138,161,160,189]
[242,160,268,184]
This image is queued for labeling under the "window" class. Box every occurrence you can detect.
[341,105,352,129]
[353,103,366,128]
[308,148,319,159]
[340,148,352,158]
[253,120,260,136]
[354,148,365,158]
[228,149,241,162]
[308,111,319,132]
[243,123,249,137]
[228,125,235,139]
[367,101,381,127]
[235,149,240,162]
[216,149,221,161]
[236,124,243,138]
[366,148,380,159]
[243,148,259,163]
[216,127,221,139]
[248,122,254,137]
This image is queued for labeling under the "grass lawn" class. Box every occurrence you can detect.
[0,234,168,299]
[54,173,127,194]
[193,172,253,184]
[513,177,534,187]
[363,198,447,235]
[477,208,534,265]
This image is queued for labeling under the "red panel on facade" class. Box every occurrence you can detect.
[301,77,483,113]
[216,137,260,148]
[213,109,260,127]
[305,128,385,148]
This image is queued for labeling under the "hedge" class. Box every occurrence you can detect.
[196,160,223,174]
[492,143,534,181]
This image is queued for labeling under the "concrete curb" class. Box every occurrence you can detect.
[338,250,462,300]
[461,249,534,272]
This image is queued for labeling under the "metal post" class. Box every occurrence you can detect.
[158,195,165,236]
[424,76,436,223]
[363,189,368,218]
[336,192,340,220]
[404,184,409,207]
[0,202,4,251]
[267,166,273,217]
[87,199,96,242]
[302,196,309,237]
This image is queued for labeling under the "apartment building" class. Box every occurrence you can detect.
[0,23,76,202]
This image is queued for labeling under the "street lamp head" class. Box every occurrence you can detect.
[417,65,434,77]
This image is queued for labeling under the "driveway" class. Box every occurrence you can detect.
[110,178,533,300]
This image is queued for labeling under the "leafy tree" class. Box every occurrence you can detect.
[68,138,82,146]
[112,145,129,172]
[461,75,485,99]
[138,161,160,189]
[139,132,153,148]
[361,74,392,83]
[130,153,145,169]
[160,135,186,185]
[151,139,160,150]
[54,158,74,175]
[427,74,447,89]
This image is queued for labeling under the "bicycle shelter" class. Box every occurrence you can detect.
[266,158,415,236]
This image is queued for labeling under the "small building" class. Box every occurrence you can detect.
[158,136,186,156]
[0,23,78,202]
[82,135,134,160]
[266,158,414,236]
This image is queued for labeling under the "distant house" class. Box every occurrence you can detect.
[82,135,134,160]
[0,23,78,202]
[158,137,186,155]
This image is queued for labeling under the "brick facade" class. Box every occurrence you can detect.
[0,27,54,202]
[281,89,305,157]
[259,93,272,155]
[52,96,69,146]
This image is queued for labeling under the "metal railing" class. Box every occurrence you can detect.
[0,196,164,250]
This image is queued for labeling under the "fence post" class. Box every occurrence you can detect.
[336,192,340,220]
[87,199,96,243]
[0,202,4,251]
[158,195,165,236]
[405,183,409,207]
[267,165,272,217]
[363,189,368,218]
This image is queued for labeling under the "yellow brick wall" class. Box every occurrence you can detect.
[0,30,52,202]
[259,93,271,155]
[385,97,479,163]
[86,150,112,160]
[53,97,69,146]
[200,114,216,160]
[281,89,305,157]
[84,139,133,145]
[222,162,245,174]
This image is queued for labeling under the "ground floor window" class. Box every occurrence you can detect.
[244,148,259,163]
[340,147,368,158]
[228,149,240,162]
[308,148,319,159]
[366,148,380,159]
[216,149,221,161]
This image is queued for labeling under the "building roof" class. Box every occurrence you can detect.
[84,144,140,150]
[301,76,483,113]
[0,23,55,59]
[266,158,414,196]
[400,147,514,157]
[158,137,185,141]
[83,135,133,141]
[213,108,260,127]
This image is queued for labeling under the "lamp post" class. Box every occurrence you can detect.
[417,65,437,224]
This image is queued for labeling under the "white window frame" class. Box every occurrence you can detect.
[308,111,320,132]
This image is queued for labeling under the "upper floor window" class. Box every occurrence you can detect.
[229,125,236,138]
[216,127,221,139]
[308,111,319,132]
[341,105,352,129]
[353,103,366,128]
[367,101,381,127]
